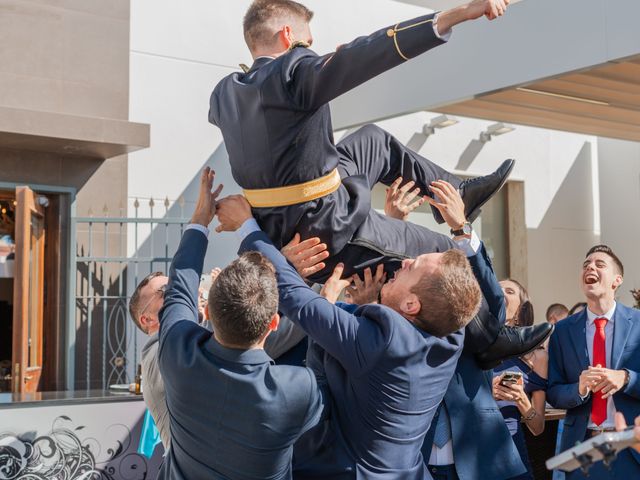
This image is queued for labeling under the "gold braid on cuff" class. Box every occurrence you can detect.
[386,18,435,61]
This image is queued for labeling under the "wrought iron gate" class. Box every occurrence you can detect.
[71,198,189,390]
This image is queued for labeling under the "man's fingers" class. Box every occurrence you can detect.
[302,262,326,277]
[331,263,345,280]
[425,196,446,210]
[211,183,224,200]
[398,180,416,195]
[374,264,385,282]
[282,233,301,251]
[389,177,402,196]
[406,196,426,212]
[401,187,421,205]
[301,250,330,268]
[294,241,327,260]
[364,267,373,284]
[352,272,364,288]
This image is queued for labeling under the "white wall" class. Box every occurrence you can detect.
[598,138,640,308]
[128,0,429,268]
[128,0,640,321]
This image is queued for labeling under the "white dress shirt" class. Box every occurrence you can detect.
[584,303,618,430]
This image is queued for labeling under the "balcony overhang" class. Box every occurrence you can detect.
[332,0,640,142]
[0,106,149,159]
[435,56,640,142]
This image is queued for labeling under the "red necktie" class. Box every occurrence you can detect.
[591,317,608,426]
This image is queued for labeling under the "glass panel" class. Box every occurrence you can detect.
[28,214,43,368]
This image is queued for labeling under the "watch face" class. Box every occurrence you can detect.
[463,222,472,235]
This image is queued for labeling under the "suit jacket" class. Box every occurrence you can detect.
[210,14,444,256]
[422,244,526,480]
[157,229,325,480]
[240,230,464,480]
[547,305,640,476]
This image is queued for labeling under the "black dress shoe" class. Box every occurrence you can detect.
[433,159,515,224]
[476,322,554,370]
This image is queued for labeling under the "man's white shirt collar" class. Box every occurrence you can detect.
[586,302,617,326]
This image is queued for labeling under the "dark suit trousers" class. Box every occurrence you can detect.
[319,125,501,352]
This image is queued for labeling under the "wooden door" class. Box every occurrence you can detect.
[12,186,46,393]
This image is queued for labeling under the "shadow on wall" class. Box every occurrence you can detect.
[527,141,600,315]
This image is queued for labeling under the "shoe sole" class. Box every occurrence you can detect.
[466,158,515,223]
[478,323,555,371]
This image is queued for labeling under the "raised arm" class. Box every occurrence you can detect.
[287,0,509,110]
[158,168,223,349]
[216,195,385,374]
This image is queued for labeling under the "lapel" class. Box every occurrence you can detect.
[568,311,590,371]
[611,304,634,369]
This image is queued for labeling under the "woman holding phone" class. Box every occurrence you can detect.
[492,279,548,480]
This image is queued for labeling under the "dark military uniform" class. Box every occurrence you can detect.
[210,14,499,350]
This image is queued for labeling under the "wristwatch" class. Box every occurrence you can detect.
[450,221,472,236]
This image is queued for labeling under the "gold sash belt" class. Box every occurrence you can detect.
[243,168,342,208]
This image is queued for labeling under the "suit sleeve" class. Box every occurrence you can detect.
[546,328,588,409]
[158,229,207,354]
[240,230,383,375]
[623,369,640,399]
[285,13,444,110]
[467,242,506,323]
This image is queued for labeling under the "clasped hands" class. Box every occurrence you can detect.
[578,365,627,399]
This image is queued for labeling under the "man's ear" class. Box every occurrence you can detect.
[400,293,421,317]
[269,312,280,332]
[613,274,623,290]
[139,314,152,334]
[279,25,294,49]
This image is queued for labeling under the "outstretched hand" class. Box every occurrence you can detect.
[320,263,351,304]
[215,194,253,233]
[467,0,510,21]
[346,265,386,305]
[385,177,427,221]
[281,233,329,279]
[427,180,466,230]
[190,167,223,227]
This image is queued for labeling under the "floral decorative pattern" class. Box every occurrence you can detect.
[0,416,149,480]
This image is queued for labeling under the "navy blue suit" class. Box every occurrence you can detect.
[547,305,640,479]
[210,15,461,284]
[240,230,464,479]
[157,229,326,480]
[422,244,526,480]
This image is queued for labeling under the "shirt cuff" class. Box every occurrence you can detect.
[235,218,261,241]
[454,230,481,257]
[185,223,210,237]
[432,12,452,42]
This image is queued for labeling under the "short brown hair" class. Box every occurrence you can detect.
[208,251,278,347]
[129,272,165,332]
[410,250,482,337]
[243,0,313,51]
[586,244,624,276]
[546,303,569,322]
